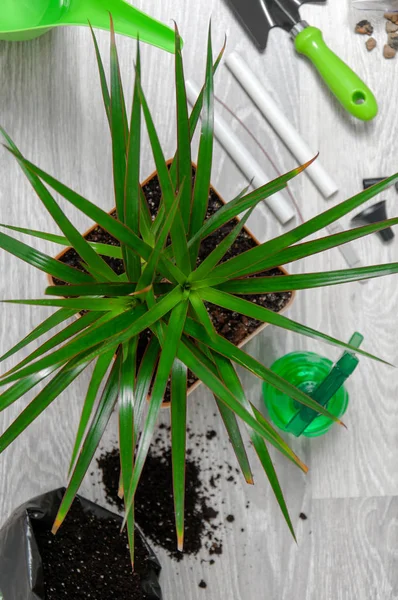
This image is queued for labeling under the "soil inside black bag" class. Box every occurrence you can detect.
[54,172,291,402]
[31,498,154,600]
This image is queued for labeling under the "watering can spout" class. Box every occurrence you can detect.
[0,0,177,50]
[64,0,176,52]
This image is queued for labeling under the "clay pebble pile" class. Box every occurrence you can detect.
[355,13,398,58]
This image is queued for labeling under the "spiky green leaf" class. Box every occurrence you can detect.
[118,339,137,565]
[69,348,115,475]
[0,223,123,259]
[137,77,191,275]
[124,42,142,282]
[0,365,59,413]
[46,282,172,297]
[0,230,93,284]
[216,263,398,294]
[182,316,343,424]
[188,160,313,250]
[189,291,216,340]
[134,335,160,438]
[53,352,122,534]
[1,131,118,282]
[123,297,189,524]
[190,208,252,281]
[0,308,77,364]
[5,312,102,376]
[90,24,111,126]
[198,287,390,365]
[174,24,192,231]
[110,16,129,221]
[210,351,295,538]
[189,26,214,264]
[0,353,91,454]
[4,297,135,311]
[171,358,188,550]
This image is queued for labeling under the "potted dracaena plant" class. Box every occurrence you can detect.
[1,22,398,569]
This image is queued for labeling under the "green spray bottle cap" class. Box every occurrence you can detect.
[263,332,363,438]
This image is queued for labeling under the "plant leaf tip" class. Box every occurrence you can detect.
[51,519,62,535]
[301,462,309,474]
[177,534,184,552]
[297,153,318,174]
[109,12,115,40]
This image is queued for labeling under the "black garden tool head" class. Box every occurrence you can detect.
[227,0,326,50]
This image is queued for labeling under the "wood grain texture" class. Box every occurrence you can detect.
[290,495,398,600]
[1,0,398,598]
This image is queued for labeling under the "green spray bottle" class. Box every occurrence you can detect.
[263,333,363,437]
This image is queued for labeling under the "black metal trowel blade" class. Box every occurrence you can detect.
[227,0,326,51]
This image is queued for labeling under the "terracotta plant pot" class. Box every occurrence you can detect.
[48,166,295,407]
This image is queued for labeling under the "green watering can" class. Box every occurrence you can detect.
[0,0,176,51]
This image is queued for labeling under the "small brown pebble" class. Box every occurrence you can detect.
[355,19,374,35]
[384,43,396,58]
[365,37,377,51]
[386,20,398,33]
[199,580,207,589]
[384,12,398,24]
[388,32,398,49]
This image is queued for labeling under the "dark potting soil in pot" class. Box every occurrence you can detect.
[54,173,292,401]
[31,497,154,600]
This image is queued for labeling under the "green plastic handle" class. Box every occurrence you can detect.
[285,332,363,437]
[294,26,378,121]
[0,0,176,51]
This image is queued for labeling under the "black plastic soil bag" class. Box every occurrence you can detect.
[0,488,162,600]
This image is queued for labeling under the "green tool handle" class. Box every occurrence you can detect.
[294,26,378,122]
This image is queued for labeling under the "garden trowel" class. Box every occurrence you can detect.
[227,0,378,120]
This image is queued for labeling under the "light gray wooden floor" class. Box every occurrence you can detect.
[1,1,398,599]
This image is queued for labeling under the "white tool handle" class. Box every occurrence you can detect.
[185,80,295,226]
[226,52,339,200]
[326,222,366,282]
